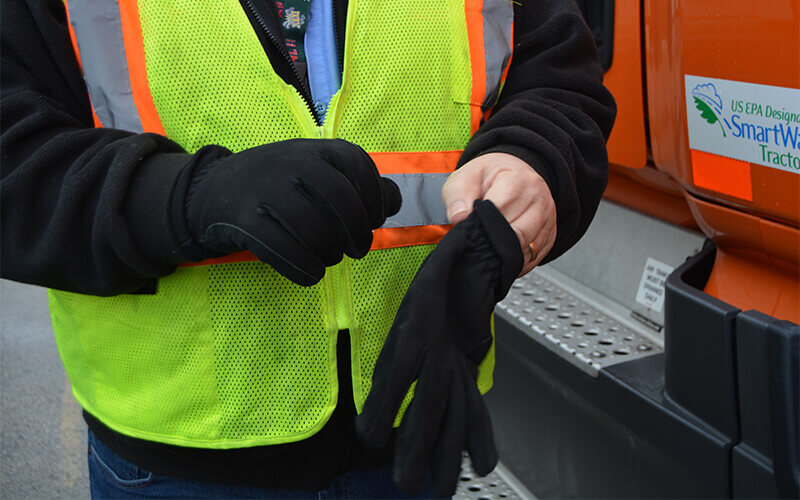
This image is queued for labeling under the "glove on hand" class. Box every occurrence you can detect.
[356,199,523,497]
[177,139,401,286]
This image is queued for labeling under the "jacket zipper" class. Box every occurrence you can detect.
[331,0,343,76]
[322,0,355,332]
[241,0,321,125]
[241,0,354,330]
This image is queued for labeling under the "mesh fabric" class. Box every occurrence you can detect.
[52,0,495,447]
[138,0,312,153]
[50,264,336,447]
[333,0,473,151]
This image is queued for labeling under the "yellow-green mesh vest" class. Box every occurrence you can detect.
[52,0,510,448]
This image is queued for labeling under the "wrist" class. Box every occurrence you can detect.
[123,146,231,268]
[124,152,192,268]
[172,145,234,261]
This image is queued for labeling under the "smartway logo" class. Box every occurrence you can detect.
[685,75,800,173]
[692,83,727,137]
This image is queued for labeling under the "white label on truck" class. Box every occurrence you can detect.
[685,75,800,174]
[635,258,673,313]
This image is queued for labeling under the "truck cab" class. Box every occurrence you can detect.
[486,1,800,497]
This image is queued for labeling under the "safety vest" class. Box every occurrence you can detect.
[51,0,513,448]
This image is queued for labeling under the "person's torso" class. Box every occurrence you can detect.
[55,0,512,448]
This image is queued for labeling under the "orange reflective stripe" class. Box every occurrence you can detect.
[371,225,451,250]
[89,107,104,128]
[691,149,753,201]
[368,151,457,249]
[180,223,454,268]
[465,0,514,130]
[371,151,462,174]
[465,0,486,135]
[180,226,453,268]
[181,251,257,267]
[118,0,166,135]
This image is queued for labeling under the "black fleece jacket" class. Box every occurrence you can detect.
[0,0,616,489]
[1,0,615,294]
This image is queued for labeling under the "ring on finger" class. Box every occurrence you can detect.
[528,241,539,262]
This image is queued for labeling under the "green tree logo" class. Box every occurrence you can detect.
[692,83,726,137]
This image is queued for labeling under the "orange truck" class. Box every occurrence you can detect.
[486,1,799,497]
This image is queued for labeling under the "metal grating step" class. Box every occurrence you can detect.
[454,457,535,500]
[496,270,662,377]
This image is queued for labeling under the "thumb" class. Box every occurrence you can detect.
[441,165,483,224]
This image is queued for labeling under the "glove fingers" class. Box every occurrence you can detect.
[254,189,343,268]
[357,318,427,448]
[462,360,497,476]
[318,140,388,229]
[471,199,524,299]
[430,364,468,498]
[203,223,324,286]
[392,357,452,495]
[357,259,452,447]
[291,171,374,260]
[381,177,402,218]
[359,219,473,450]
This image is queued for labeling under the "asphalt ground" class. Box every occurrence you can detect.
[1,279,89,499]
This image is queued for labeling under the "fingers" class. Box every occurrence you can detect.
[441,164,484,224]
[444,154,557,276]
[320,140,394,229]
[203,223,324,286]
[357,354,423,449]
[461,360,497,476]
[356,301,429,448]
[500,196,555,257]
[430,365,468,497]
[290,172,374,260]
[392,358,452,494]
[519,218,556,276]
[481,168,556,275]
[357,233,459,447]
[483,171,551,241]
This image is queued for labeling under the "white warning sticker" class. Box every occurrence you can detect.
[635,258,674,313]
[685,75,800,174]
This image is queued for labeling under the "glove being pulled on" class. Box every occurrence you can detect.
[174,139,401,286]
[356,199,523,497]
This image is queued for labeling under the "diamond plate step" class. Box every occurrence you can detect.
[496,270,662,377]
[454,458,535,500]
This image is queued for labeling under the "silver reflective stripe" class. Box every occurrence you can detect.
[482,0,514,110]
[382,173,450,228]
[66,0,144,132]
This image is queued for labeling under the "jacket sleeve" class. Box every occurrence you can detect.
[459,0,617,263]
[0,0,223,295]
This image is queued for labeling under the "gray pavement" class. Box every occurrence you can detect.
[1,280,89,499]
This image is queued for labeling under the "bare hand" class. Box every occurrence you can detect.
[441,153,556,276]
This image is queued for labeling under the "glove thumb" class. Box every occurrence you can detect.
[381,177,402,219]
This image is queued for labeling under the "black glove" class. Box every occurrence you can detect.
[176,139,401,286]
[356,199,523,497]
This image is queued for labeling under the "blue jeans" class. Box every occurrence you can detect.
[88,431,440,499]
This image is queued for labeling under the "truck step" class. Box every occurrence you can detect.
[497,271,661,377]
